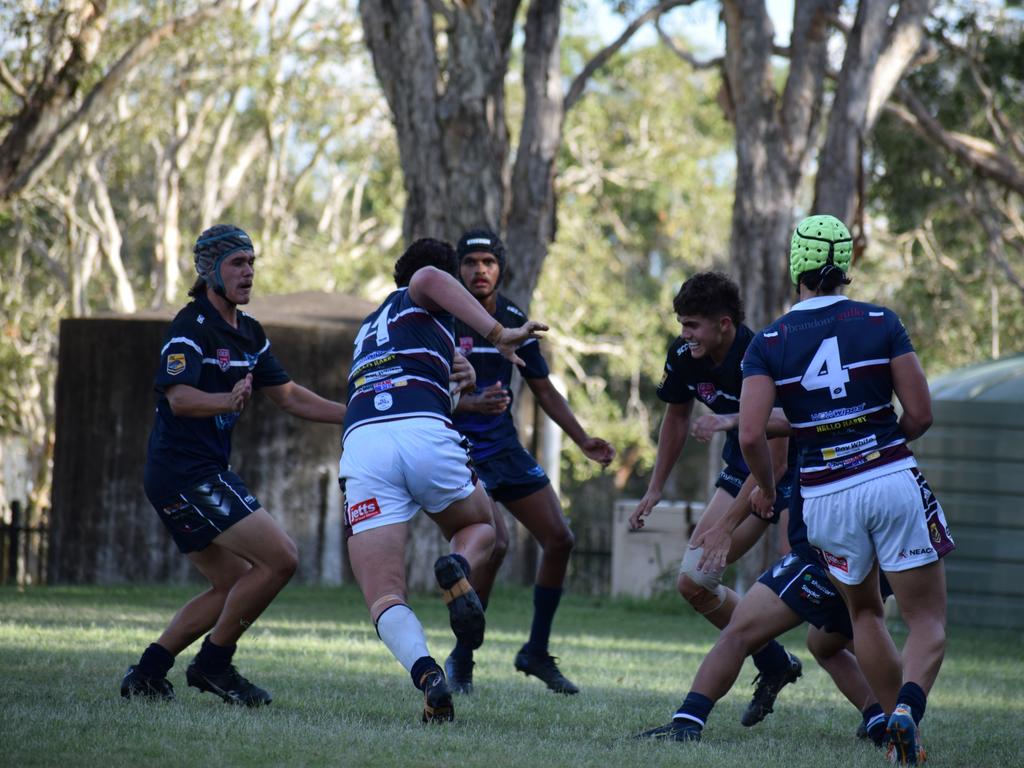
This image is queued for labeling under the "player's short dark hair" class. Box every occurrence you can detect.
[393,238,458,287]
[797,265,852,292]
[672,271,745,325]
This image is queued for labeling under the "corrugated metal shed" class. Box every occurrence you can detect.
[913,354,1024,629]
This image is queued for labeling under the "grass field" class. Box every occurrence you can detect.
[1,583,1021,767]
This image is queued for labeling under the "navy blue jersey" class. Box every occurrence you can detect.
[343,288,455,441]
[145,294,290,491]
[657,324,754,470]
[451,295,549,461]
[742,296,917,497]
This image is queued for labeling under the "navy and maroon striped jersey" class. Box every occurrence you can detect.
[742,295,917,497]
[343,288,455,441]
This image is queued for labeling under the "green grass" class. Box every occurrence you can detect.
[0,584,1021,767]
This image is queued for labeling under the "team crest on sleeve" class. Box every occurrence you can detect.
[459,336,474,354]
[216,348,231,371]
[166,353,186,376]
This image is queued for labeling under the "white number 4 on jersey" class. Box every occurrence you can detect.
[801,336,850,399]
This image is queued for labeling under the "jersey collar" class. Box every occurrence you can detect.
[791,295,849,312]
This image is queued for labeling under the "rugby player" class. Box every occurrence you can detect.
[339,237,546,722]
[442,229,615,696]
[121,224,346,706]
[739,214,954,765]
[636,479,888,745]
[629,271,801,725]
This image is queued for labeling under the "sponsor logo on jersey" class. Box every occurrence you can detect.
[166,354,186,376]
[697,382,718,403]
[355,366,403,386]
[898,546,934,559]
[217,348,231,371]
[459,336,474,354]
[821,550,849,573]
[821,435,877,461]
[811,404,866,421]
[373,392,393,411]
[815,415,868,433]
[825,450,880,471]
[347,497,382,525]
[244,352,259,369]
[373,380,394,393]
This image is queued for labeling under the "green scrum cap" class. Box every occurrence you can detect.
[789,214,853,285]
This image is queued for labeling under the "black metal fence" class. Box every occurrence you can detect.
[1,501,49,586]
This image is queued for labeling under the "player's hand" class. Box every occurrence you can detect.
[229,373,253,413]
[693,525,731,574]
[690,414,734,443]
[629,489,661,530]
[495,321,548,366]
[469,381,511,414]
[450,351,476,394]
[750,485,776,519]
[580,436,615,467]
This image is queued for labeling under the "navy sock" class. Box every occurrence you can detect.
[751,640,789,674]
[194,635,236,673]
[451,553,471,579]
[524,585,562,654]
[896,681,927,725]
[137,643,174,678]
[410,655,439,689]
[862,702,886,744]
[450,598,486,662]
[674,691,714,727]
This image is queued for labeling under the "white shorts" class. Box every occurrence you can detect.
[804,468,954,585]
[339,417,477,535]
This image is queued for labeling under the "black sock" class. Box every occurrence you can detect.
[896,681,927,725]
[137,643,174,678]
[410,655,439,689]
[751,640,789,674]
[194,635,236,674]
[451,552,471,579]
[675,691,714,728]
[862,702,886,744]
[524,585,562,654]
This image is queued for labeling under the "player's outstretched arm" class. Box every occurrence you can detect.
[629,401,692,530]
[262,380,346,423]
[525,377,615,467]
[165,376,252,417]
[408,267,546,365]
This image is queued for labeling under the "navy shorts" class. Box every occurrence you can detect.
[474,445,550,504]
[147,470,261,553]
[715,464,792,524]
[758,544,853,638]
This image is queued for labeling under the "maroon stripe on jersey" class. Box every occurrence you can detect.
[391,312,455,353]
[848,362,890,380]
[799,443,914,488]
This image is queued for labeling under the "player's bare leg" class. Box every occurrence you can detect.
[504,485,579,693]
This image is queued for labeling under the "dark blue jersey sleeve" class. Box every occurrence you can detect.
[154,327,204,392]
[517,338,549,379]
[888,311,914,358]
[250,336,290,389]
[656,338,695,404]
[741,331,773,379]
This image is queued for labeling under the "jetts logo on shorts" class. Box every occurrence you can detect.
[217,348,231,371]
[166,353,186,376]
[459,337,474,354]
[821,550,849,573]
[347,497,381,525]
[696,382,718,403]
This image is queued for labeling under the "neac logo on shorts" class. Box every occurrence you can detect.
[166,353,186,376]
[347,497,381,525]
[821,550,849,573]
[217,348,231,371]
[898,546,934,559]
